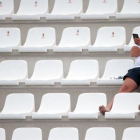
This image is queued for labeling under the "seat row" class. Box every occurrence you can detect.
[1,127,140,140]
[1,0,140,20]
[0,27,139,53]
[0,59,134,86]
[0,92,140,119]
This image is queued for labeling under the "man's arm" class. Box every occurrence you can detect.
[131,46,140,57]
[131,38,140,57]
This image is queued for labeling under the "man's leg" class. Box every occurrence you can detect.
[99,77,138,115]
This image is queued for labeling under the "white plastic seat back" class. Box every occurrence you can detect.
[66,60,99,80]
[120,0,140,14]
[58,27,90,48]
[24,28,56,48]
[127,27,140,47]
[111,93,140,113]
[12,128,42,140]
[2,93,34,114]
[0,60,27,81]
[73,93,106,113]
[51,0,83,16]
[85,127,115,140]
[30,60,63,81]
[48,128,78,140]
[93,27,126,48]
[37,93,70,114]
[0,128,5,140]
[122,127,140,140]
[102,59,134,79]
[86,0,117,15]
[0,28,21,50]
[16,0,48,15]
[0,0,14,16]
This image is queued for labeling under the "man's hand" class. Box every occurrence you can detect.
[131,46,140,57]
[134,38,140,46]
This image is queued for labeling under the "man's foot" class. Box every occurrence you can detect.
[99,105,110,115]
[138,105,140,110]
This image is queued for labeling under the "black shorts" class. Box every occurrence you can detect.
[123,67,140,87]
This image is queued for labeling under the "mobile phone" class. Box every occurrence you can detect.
[133,34,139,39]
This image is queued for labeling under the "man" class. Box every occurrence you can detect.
[99,38,140,115]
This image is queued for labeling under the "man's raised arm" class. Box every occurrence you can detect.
[131,38,140,57]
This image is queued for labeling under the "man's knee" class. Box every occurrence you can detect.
[119,84,131,93]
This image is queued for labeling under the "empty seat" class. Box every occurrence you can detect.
[12,128,42,140]
[116,0,140,19]
[122,127,140,140]
[85,127,116,140]
[46,0,83,20]
[88,27,126,52]
[25,60,63,85]
[61,60,99,86]
[105,93,140,119]
[0,60,28,85]
[18,27,56,52]
[0,0,14,20]
[0,28,21,52]
[81,0,117,19]
[32,93,70,119]
[0,128,5,140]
[97,59,134,86]
[0,93,34,119]
[69,93,106,119]
[12,0,48,20]
[53,27,91,52]
[48,128,78,140]
[124,26,140,51]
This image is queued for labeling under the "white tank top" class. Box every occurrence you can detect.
[134,46,140,68]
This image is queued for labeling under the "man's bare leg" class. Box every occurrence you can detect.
[99,77,138,115]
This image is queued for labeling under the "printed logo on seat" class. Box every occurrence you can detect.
[76,30,79,35]
[103,0,106,3]
[0,2,2,7]
[68,0,72,3]
[42,33,45,39]
[6,31,10,36]
[111,32,115,37]
[34,1,37,7]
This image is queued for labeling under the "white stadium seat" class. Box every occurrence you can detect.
[12,128,42,140]
[124,26,140,51]
[105,93,140,119]
[48,128,78,140]
[122,127,140,140]
[0,93,34,119]
[32,93,70,119]
[85,127,116,140]
[61,60,99,86]
[116,0,140,19]
[0,28,21,52]
[88,27,126,52]
[97,59,134,86]
[25,60,63,85]
[53,27,91,52]
[46,0,83,20]
[0,60,28,85]
[0,128,5,140]
[12,0,48,20]
[18,27,56,52]
[81,0,117,19]
[0,0,14,20]
[68,93,106,119]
